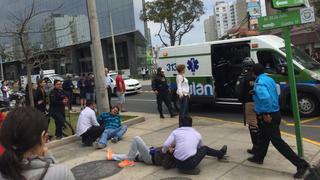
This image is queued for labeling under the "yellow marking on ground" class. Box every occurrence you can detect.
[281,132,320,147]
[195,116,320,147]
[300,117,320,124]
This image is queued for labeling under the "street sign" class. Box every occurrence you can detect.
[258,7,315,31]
[272,0,306,9]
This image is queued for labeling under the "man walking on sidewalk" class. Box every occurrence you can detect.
[49,80,68,140]
[76,101,104,146]
[152,67,176,119]
[247,64,309,178]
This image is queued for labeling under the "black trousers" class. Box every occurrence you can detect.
[175,146,222,170]
[249,125,259,152]
[107,86,112,110]
[255,111,308,168]
[81,126,104,146]
[50,111,65,138]
[157,92,172,115]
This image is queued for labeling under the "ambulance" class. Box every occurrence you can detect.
[158,35,320,117]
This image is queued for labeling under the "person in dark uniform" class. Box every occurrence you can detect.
[247,64,310,178]
[49,80,68,140]
[77,74,87,110]
[237,58,258,154]
[152,67,176,119]
[63,75,74,111]
[85,73,95,102]
[34,79,47,113]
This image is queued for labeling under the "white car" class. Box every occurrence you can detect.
[108,73,142,95]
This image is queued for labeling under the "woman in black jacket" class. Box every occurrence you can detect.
[34,79,47,113]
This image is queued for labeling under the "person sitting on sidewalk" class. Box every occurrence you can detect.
[93,106,128,149]
[162,116,227,175]
[76,101,104,146]
[106,136,176,169]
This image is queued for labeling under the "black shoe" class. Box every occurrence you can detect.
[170,113,177,118]
[294,164,310,178]
[247,149,255,155]
[247,157,263,165]
[218,145,227,160]
[56,136,63,140]
[179,168,200,175]
[160,114,165,119]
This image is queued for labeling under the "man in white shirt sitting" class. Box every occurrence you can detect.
[76,101,104,146]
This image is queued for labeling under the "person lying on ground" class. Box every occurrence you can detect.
[76,101,104,146]
[0,107,74,180]
[93,105,128,149]
[107,136,176,169]
[162,116,227,175]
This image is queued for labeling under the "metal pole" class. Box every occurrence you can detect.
[109,11,118,72]
[86,0,110,113]
[283,26,304,157]
[0,59,3,81]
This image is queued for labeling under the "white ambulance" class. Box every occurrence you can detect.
[158,35,320,117]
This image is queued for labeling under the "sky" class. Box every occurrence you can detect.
[146,0,216,46]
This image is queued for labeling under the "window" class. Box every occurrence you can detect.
[257,50,286,74]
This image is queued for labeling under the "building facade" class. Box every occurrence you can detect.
[214,1,237,38]
[204,15,218,41]
[0,0,150,80]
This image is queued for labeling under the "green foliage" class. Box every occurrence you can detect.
[141,0,204,46]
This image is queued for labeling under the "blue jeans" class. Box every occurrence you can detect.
[86,93,95,102]
[98,125,128,145]
[179,96,189,127]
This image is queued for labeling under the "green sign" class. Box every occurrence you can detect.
[272,0,305,9]
[258,7,315,31]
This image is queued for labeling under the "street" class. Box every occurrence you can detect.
[111,85,320,145]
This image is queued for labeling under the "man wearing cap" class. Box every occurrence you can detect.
[152,67,176,118]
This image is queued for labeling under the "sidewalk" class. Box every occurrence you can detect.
[51,112,320,180]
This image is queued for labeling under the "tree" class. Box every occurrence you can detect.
[141,0,204,46]
[0,0,66,107]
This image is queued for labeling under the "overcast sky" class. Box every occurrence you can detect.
[147,0,216,46]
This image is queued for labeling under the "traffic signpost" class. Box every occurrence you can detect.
[272,0,306,9]
[258,5,314,157]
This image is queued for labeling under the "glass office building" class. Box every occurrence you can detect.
[0,0,148,79]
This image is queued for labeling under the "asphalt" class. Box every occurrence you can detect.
[51,112,320,180]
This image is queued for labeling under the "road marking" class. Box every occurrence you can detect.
[281,132,320,147]
[126,98,156,102]
[300,117,320,124]
[281,117,320,126]
[194,116,320,147]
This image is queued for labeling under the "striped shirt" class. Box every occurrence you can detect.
[98,112,121,129]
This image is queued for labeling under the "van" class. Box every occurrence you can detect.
[158,35,320,117]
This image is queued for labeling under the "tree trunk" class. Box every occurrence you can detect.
[26,63,35,107]
[168,20,175,46]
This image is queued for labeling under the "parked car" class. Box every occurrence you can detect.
[108,72,142,95]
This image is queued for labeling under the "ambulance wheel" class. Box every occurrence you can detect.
[298,93,319,118]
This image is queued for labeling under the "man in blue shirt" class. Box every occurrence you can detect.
[248,64,309,178]
[93,105,128,149]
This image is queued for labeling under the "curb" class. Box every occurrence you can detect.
[47,116,146,149]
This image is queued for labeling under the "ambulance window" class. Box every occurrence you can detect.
[257,50,285,74]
